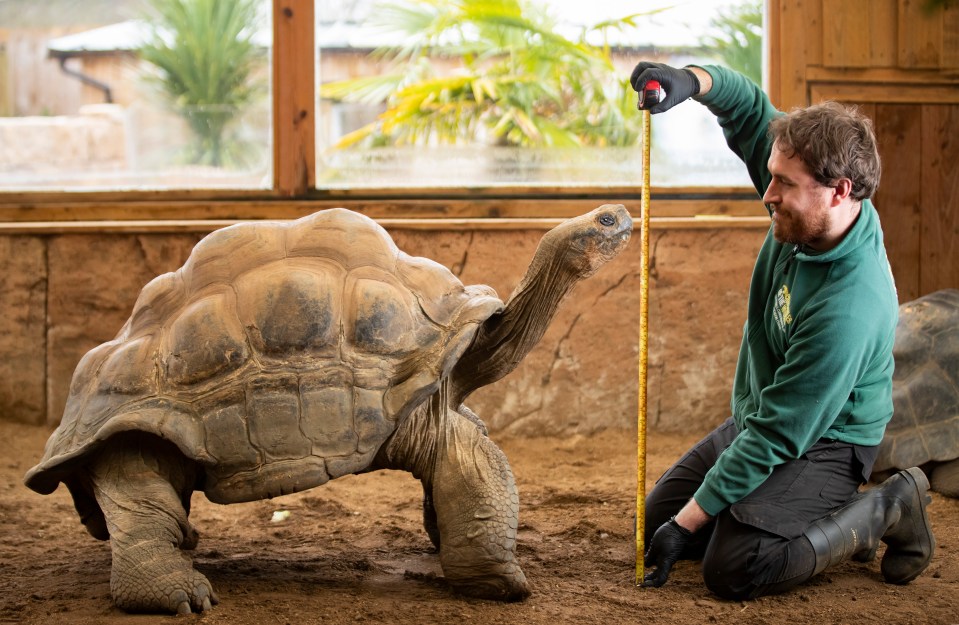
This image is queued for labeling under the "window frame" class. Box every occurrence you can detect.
[0,0,766,231]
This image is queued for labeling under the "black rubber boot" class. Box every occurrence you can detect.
[803,467,935,584]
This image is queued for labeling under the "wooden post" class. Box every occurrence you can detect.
[273,0,316,196]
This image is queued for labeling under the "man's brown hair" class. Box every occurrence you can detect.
[768,101,881,201]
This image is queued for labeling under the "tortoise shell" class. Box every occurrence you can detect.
[874,289,959,473]
[25,209,503,503]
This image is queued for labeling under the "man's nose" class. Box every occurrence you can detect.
[762,184,777,205]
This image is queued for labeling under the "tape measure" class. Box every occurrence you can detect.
[635,104,652,586]
[638,79,664,110]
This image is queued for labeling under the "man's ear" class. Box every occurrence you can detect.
[831,178,853,205]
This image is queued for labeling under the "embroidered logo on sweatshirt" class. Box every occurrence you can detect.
[774,285,793,332]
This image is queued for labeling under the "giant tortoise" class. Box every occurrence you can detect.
[24,205,632,614]
[873,288,959,498]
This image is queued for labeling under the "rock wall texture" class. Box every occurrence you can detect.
[0,237,47,424]
[0,219,765,436]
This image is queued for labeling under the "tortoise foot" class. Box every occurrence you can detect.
[111,550,219,614]
[930,459,959,498]
[447,563,531,602]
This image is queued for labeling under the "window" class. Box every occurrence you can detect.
[0,0,762,195]
[315,0,761,189]
[0,0,272,191]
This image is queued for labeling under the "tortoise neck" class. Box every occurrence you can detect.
[449,239,579,405]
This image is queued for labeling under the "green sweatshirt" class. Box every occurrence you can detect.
[692,66,899,516]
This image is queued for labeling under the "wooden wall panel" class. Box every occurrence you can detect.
[773,0,823,109]
[898,0,959,68]
[872,104,922,301]
[772,0,959,300]
[823,0,897,68]
[946,7,959,66]
[920,103,959,293]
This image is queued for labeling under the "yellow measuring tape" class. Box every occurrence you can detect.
[635,107,652,586]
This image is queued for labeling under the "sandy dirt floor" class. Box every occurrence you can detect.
[1,419,957,625]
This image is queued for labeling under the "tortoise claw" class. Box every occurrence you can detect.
[174,591,214,615]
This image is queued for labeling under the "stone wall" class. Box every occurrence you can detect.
[0,220,765,437]
[0,105,126,173]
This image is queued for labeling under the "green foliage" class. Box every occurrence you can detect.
[140,0,265,167]
[321,0,650,149]
[701,1,763,87]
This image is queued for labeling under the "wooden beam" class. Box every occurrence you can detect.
[805,66,959,85]
[809,82,959,104]
[766,0,782,108]
[273,0,316,196]
[0,215,770,235]
[0,184,757,207]
[0,197,763,223]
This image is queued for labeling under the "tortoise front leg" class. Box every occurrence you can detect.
[421,403,489,551]
[430,412,530,601]
[421,483,441,551]
[89,435,217,614]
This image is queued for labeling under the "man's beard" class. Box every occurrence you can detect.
[772,206,831,248]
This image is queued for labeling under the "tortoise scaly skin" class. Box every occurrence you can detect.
[25,205,632,614]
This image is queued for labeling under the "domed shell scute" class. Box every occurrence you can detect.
[876,289,959,472]
[161,293,251,388]
[234,261,341,361]
[245,374,313,462]
[180,220,286,294]
[285,209,399,272]
[124,272,186,343]
[350,275,419,357]
[95,336,157,396]
[201,391,260,472]
[398,254,498,327]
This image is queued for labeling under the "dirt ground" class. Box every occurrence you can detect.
[1,419,957,625]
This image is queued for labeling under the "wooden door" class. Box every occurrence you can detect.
[768,0,959,301]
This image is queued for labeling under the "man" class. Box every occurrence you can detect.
[630,62,935,600]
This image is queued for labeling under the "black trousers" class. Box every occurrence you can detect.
[645,417,876,600]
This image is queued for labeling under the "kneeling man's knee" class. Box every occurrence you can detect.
[702,558,755,600]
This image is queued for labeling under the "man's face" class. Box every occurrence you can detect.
[762,143,837,250]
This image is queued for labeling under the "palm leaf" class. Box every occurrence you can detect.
[324,0,673,148]
[140,0,265,166]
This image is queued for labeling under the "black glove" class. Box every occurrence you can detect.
[642,516,693,587]
[629,62,701,114]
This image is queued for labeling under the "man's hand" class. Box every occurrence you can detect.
[629,62,701,114]
[643,516,693,588]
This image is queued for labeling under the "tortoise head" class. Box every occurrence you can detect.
[540,204,632,279]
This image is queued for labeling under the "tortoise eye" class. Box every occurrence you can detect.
[599,214,615,227]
